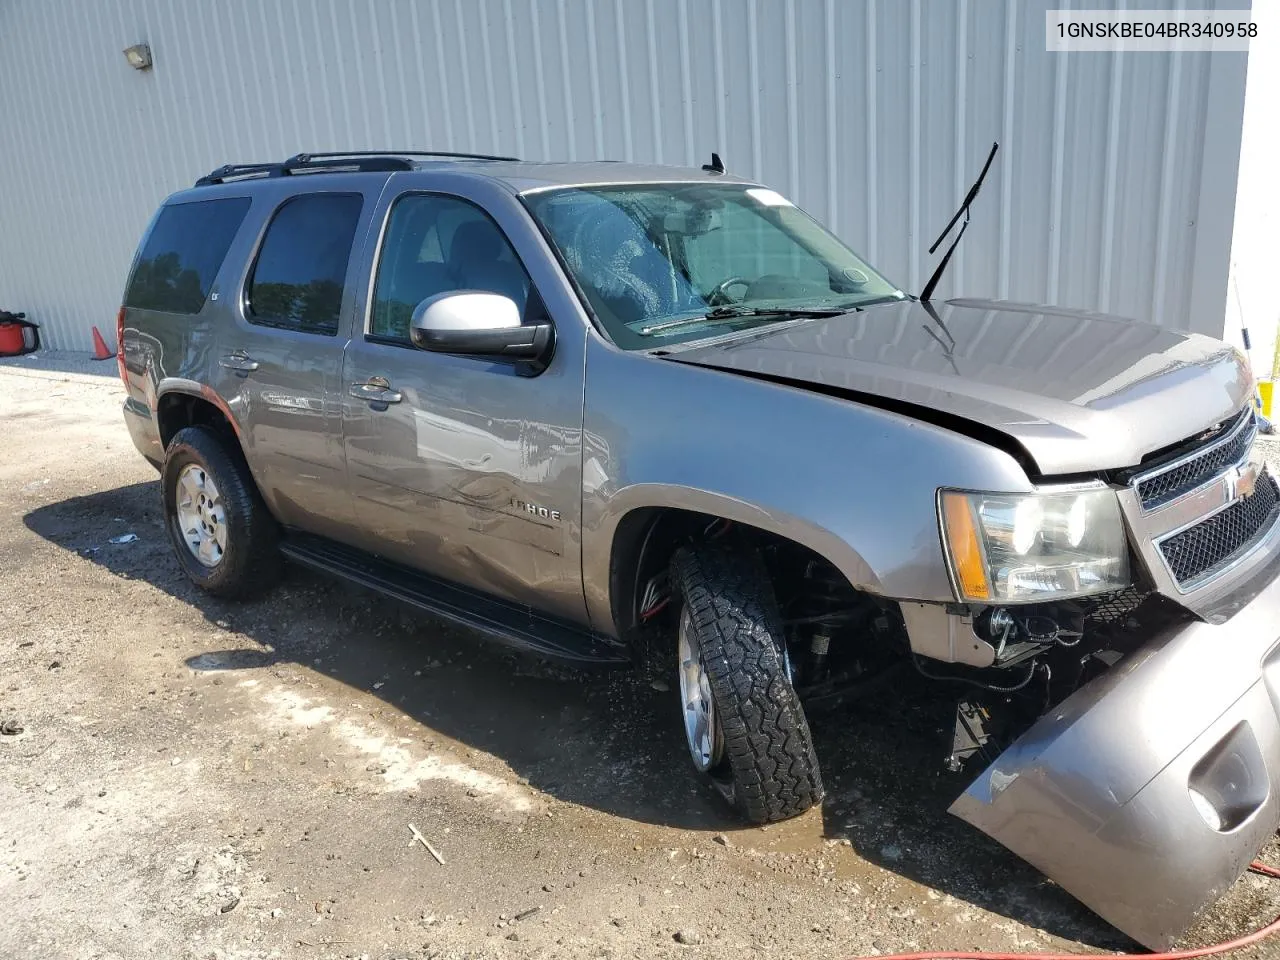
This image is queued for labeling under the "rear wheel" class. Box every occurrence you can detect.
[670,543,824,823]
[162,425,280,598]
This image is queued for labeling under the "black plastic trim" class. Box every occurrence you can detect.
[412,320,553,361]
[278,532,629,665]
[289,150,519,163]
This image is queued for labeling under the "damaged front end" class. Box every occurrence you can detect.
[940,410,1280,949]
[951,559,1280,949]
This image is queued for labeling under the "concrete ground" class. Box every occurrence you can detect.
[3,351,1280,960]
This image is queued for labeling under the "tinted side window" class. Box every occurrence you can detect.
[125,197,250,314]
[248,193,363,336]
[370,194,531,340]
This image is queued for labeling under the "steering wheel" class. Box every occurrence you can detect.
[706,276,752,306]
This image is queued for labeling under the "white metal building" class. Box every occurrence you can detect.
[0,0,1251,352]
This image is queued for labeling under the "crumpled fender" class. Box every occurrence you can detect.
[950,570,1280,950]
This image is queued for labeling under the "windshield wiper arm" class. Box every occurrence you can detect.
[640,305,846,336]
[705,305,848,320]
[920,141,999,302]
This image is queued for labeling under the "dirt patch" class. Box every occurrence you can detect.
[2,360,1280,959]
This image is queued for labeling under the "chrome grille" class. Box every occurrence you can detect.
[1158,472,1280,587]
[1136,408,1256,509]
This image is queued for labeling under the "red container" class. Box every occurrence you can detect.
[0,319,39,356]
[0,323,25,354]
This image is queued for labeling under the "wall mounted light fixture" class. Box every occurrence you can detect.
[123,44,152,70]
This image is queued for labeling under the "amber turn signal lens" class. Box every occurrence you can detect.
[941,492,992,601]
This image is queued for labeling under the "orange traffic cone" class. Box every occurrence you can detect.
[91,325,113,360]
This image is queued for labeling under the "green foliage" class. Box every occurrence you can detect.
[250,279,343,335]
[126,252,207,314]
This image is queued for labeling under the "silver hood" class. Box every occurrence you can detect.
[664,298,1253,477]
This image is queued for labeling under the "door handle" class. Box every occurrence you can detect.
[348,378,403,405]
[218,352,260,373]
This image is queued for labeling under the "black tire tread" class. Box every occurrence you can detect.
[162,425,280,599]
[671,544,823,823]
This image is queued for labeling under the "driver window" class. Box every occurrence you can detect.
[370,194,532,341]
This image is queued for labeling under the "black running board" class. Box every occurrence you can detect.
[279,533,630,665]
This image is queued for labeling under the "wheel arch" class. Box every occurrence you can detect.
[601,485,881,639]
[154,380,244,452]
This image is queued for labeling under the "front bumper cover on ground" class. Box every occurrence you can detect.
[951,557,1280,950]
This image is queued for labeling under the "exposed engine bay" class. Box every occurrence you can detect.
[749,537,1186,776]
[638,524,1181,771]
[909,590,1186,772]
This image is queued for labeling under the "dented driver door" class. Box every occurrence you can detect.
[339,177,587,624]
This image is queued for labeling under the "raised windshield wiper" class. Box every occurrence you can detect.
[640,304,847,336]
[919,141,999,302]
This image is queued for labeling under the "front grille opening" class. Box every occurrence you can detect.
[1080,585,1149,626]
[1136,409,1256,508]
[1159,472,1280,587]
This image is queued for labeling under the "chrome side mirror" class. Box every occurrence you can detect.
[409,291,554,374]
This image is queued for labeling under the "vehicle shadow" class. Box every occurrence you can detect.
[23,480,1126,949]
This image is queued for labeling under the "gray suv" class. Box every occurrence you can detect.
[119,151,1280,949]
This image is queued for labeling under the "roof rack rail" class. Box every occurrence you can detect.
[194,150,519,187]
[290,150,520,162]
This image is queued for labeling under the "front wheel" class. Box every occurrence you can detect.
[670,544,824,823]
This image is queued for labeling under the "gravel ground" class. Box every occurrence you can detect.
[3,352,1280,960]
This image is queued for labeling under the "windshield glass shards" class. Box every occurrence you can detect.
[524,182,906,349]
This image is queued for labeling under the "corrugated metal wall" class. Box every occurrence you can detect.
[0,0,1249,351]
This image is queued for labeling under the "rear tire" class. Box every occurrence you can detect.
[670,543,824,823]
[162,425,280,599]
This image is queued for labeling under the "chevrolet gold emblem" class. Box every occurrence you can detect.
[1232,461,1260,500]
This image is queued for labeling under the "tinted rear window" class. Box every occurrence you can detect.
[125,197,250,314]
[248,193,363,336]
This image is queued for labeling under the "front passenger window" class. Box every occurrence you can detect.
[370,195,531,341]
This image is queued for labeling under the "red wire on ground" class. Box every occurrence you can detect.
[1250,861,1280,880]
[840,861,1280,960]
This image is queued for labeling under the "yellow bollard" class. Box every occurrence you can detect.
[1259,380,1274,419]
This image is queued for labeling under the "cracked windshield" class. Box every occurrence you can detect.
[526,183,906,349]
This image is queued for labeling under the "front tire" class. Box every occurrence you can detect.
[162,425,280,599]
[670,544,824,823]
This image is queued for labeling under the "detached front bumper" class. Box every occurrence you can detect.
[952,551,1280,950]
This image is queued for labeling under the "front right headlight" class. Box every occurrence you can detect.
[939,485,1130,603]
